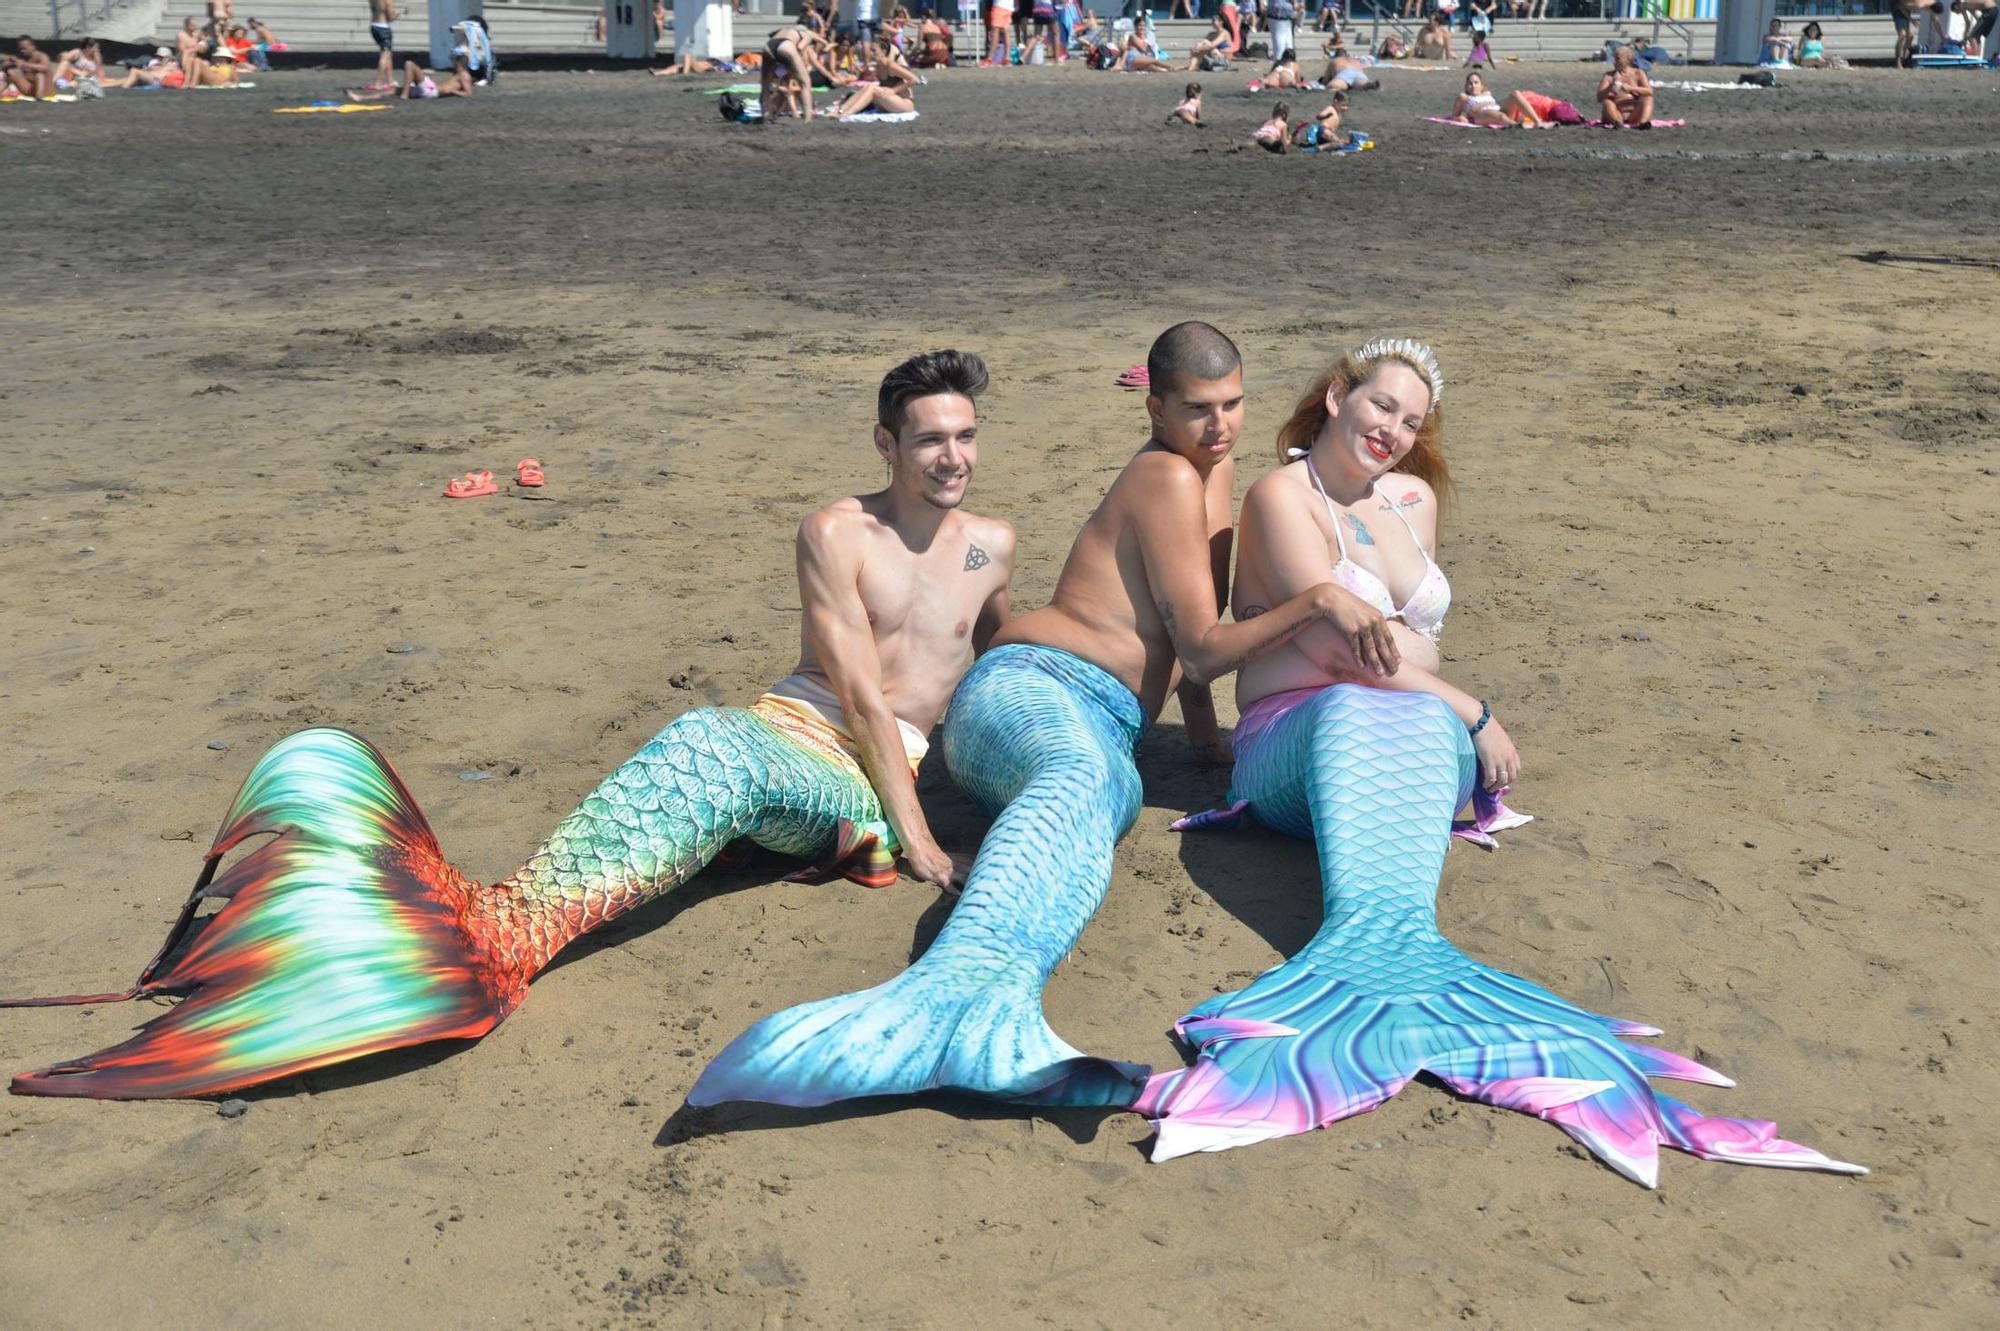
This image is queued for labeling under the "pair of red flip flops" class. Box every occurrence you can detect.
[444,459,544,498]
[1115,364,1150,389]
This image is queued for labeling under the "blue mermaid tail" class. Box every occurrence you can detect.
[1136,685,1865,1187]
[689,645,1152,1109]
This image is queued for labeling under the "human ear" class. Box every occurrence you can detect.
[873,423,898,463]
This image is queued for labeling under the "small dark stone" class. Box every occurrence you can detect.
[217,1099,249,1119]
[206,741,230,751]
[668,673,691,690]
[1790,384,1809,397]
[386,644,419,654]
[1620,630,1650,642]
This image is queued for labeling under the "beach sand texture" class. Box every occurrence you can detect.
[1,64,1995,1329]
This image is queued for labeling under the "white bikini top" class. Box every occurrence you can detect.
[1307,456,1451,643]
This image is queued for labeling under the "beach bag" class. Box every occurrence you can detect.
[1738,69,1776,86]
[1086,42,1117,68]
[719,90,749,120]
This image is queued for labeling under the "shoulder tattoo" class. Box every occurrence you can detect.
[1344,513,1376,546]
[964,543,990,572]
[1378,489,1425,513]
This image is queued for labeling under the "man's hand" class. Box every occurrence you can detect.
[1312,583,1400,676]
[903,839,970,894]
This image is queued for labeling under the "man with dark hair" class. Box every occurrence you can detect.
[3,37,55,99]
[693,321,1399,1113]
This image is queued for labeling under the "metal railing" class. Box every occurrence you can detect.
[1632,0,1697,58]
[48,0,130,36]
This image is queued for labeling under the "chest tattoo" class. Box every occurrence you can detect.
[963,544,990,572]
[1344,513,1376,546]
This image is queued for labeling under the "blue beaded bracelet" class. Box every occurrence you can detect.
[1468,701,1492,736]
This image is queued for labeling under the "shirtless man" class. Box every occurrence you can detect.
[2,38,55,99]
[368,0,398,91]
[3,351,1012,1101]
[1323,44,1381,92]
[692,322,1400,1112]
[174,18,212,89]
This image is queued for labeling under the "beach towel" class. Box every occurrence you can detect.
[275,102,389,113]
[193,81,257,90]
[839,109,918,122]
[1587,118,1687,128]
[1659,80,1764,91]
[1911,53,1984,67]
[703,83,763,94]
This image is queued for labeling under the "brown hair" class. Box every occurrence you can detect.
[1273,351,1452,512]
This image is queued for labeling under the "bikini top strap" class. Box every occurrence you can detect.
[1380,483,1434,560]
[1305,456,1350,562]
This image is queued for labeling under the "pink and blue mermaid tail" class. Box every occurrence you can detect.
[690,644,1152,1109]
[5,709,892,1099]
[1136,685,1865,1186]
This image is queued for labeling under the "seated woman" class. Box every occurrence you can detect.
[1123,18,1175,72]
[1597,46,1654,127]
[1134,339,1867,1188]
[1447,70,1509,126]
[1796,21,1833,68]
[1377,33,1408,60]
[53,39,103,91]
[863,35,920,91]
[828,75,916,117]
[1184,15,1236,70]
[1411,14,1453,61]
[914,9,953,67]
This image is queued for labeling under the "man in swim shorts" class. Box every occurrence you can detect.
[368,0,397,91]
[690,323,1401,1112]
[1325,45,1380,91]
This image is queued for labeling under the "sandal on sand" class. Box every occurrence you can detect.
[444,470,498,498]
[516,458,545,487]
[1115,364,1150,389]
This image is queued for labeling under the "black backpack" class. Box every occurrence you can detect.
[719,90,748,121]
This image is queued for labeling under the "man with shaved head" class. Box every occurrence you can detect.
[693,321,1402,1113]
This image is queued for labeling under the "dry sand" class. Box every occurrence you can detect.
[1,62,1995,1329]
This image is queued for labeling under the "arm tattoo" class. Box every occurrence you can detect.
[1343,513,1376,546]
[1156,599,1177,633]
[963,544,990,572]
[1238,604,1269,620]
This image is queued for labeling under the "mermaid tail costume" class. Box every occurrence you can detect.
[5,698,907,1099]
[1135,684,1865,1186]
[690,644,1151,1109]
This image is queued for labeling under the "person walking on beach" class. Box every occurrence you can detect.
[368,0,398,91]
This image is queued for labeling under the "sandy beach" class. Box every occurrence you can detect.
[1,61,1996,1328]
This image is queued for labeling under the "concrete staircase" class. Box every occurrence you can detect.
[0,0,1894,62]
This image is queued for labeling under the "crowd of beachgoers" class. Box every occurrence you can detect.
[2,4,283,100]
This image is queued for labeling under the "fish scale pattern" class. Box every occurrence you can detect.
[690,644,1153,1110]
[8,712,885,1099]
[1135,684,1866,1187]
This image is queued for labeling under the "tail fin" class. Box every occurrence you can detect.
[1136,958,1865,1187]
[689,968,1148,1110]
[7,729,507,1099]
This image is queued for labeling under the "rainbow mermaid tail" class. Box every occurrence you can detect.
[5,708,894,1099]
[1135,685,1865,1187]
[690,645,1151,1109]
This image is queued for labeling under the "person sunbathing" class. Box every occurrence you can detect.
[1135,339,1864,1189]
[1167,80,1205,124]
[864,35,920,90]
[1502,86,1583,126]
[650,53,721,75]
[53,39,103,92]
[691,322,1397,1115]
[1185,16,1236,70]
[1447,70,1510,126]
[174,17,212,89]
[346,55,474,100]
[1263,52,1305,88]
[1796,22,1833,67]
[1597,45,1655,127]
[1323,45,1380,91]
[1377,33,1408,59]
[828,75,916,116]
[94,51,176,89]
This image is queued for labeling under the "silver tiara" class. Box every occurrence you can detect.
[1352,338,1443,409]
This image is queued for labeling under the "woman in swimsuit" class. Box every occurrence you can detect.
[1232,342,1518,790]
[914,9,953,67]
[1796,21,1832,67]
[828,70,917,117]
[1447,70,1510,127]
[1411,15,1453,61]
[762,24,835,120]
[1124,16,1173,71]
[1596,45,1654,128]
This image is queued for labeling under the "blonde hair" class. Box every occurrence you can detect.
[1274,350,1453,512]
